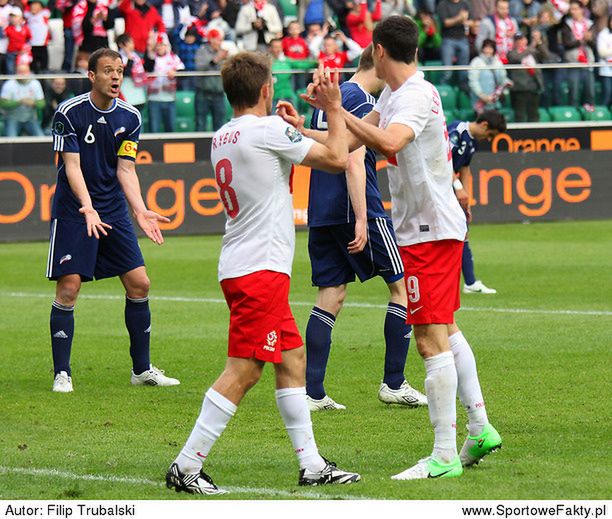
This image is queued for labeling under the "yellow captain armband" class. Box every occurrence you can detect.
[118,140,138,159]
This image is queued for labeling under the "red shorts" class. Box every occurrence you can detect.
[220,270,303,364]
[399,240,463,325]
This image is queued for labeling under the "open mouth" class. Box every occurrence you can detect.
[110,83,120,94]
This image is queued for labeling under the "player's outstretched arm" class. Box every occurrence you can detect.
[299,67,349,173]
[62,151,112,239]
[346,146,368,254]
[343,109,414,158]
[116,158,170,245]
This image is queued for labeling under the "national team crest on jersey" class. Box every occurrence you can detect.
[285,126,303,143]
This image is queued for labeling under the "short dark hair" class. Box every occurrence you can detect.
[356,44,374,72]
[221,52,271,109]
[476,110,507,133]
[88,48,122,72]
[268,38,283,46]
[115,33,132,48]
[372,15,418,65]
[481,38,497,52]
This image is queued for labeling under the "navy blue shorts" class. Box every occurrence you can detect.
[308,216,404,287]
[46,217,145,282]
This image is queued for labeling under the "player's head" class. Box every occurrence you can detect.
[356,44,385,94]
[371,16,418,78]
[88,48,124,100]
[473,110,507,141]
[222,52,273,115]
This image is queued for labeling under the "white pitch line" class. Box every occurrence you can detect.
[0,466,368,500]
[2,291,611,317]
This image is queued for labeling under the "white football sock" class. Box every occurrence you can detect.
[276,387,326,472]
[449,331,488,436]
[424,351,458,463]
[175,388,237,474]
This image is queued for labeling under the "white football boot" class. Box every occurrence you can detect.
[131,365,180,386]
[463,280,497,294]
[378,381,427,407]
[52,371,73,393]
[306,394,346,411]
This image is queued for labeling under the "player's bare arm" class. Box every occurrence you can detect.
[62,151,112,239]
[116,157,170,245]
[455,165,472,223]
[346,146,368,254]
[299,68,349,173]
[343,109,414,159]
[276,100,362,152]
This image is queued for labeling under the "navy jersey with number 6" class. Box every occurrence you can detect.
[448,120,478,173]
[51,93,142,222]
[308,81,386,227]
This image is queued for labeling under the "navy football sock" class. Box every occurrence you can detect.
[125,296,151,375]
[50,301,74,376]
[305,306,335,400]
[383,303,410,390]
[462,240,477,285]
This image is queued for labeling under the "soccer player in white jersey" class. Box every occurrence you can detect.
[293,15,502,480]
[166,52,360,495]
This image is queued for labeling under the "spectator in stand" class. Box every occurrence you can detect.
[120,0,166,55]
[25,0,50,73]
[514,0,539,37]
[0,62,45,136]
[305,21,323,48]
[282,20,309,59]
[346,0,381,49]
[42,77,73,133]
[175,25,201,91]
[5,7,32,75]
[468,17,482,58]
[468,38,509,112]
[507,31,547,121]
[145,32,185,132]
[470,0,494,20]
[194,27,236,131]
[150,0,190,48]
[117,33,149,114]
[597,15,612,107]
[561,0,596,110]
[72,0,114,55]
[268,37,297,106]
[206,5,235,41]
[534,6,563,107]
[309,29,362,70]
[56,0,78,71]
[216,0,240,29]
[380,0,411,19]
[235,0,282,52]
[0,0,10,74]
[437,0,472,90]
[477,0,519,63]
[300,0,327,27]
[68,51,91,95]
[415,9,442,63]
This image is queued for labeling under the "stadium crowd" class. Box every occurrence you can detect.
[0,0,611,135]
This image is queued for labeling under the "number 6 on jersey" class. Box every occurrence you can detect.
[215,158,240,218]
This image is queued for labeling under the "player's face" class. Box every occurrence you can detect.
[90,57,124,100]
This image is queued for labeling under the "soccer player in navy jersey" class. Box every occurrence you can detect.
[281,45,427,411]
[448,110,506,295]
[47,48,179,392]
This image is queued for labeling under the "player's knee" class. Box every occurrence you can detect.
[128,275,150,299]
[56,278,81,305]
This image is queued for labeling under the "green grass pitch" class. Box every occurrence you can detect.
[0,220,610,500]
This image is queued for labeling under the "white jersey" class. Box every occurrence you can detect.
[374,72,467,246]
[211,114,315,281]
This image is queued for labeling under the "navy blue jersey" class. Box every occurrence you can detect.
[448,120,478,173]
[308,81,386,227]
[51,93,142,222]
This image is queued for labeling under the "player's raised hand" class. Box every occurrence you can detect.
[347,219,368,254]
[316,66,342,111]
[136,210,171,245]
[79,206,112,239]
[276,101,305,130]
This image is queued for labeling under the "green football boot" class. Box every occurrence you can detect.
[460,423,502,467]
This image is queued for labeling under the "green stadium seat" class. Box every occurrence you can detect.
[278,0,297,19]
[436,84,457,111]
[176,117,195,132]
[456,108,475,121]
[424,60,443,85]
[549,106,582,122]
[444,109,457,124]
[580,105,612,121]
[175,91,196,119]
[538,107,551,122]
[457,90,472,110]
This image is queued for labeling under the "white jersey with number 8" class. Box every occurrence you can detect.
[374,72,467,246]
[211,114,315,281]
